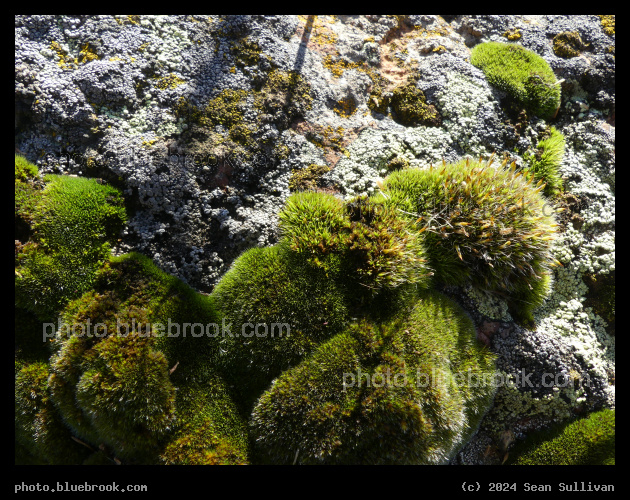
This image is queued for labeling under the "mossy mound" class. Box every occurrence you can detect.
[471,41,561,120]
[15,361,91,465]
[250,291,496,465]
[15,161,127,320]
[379,158,558,322]
[47,252,248,463]
[211,242,351,405]
[279,191,432,295]
[508,408,615,465]
[553,31,585,59]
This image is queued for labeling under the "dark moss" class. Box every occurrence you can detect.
[553,31,586,58]
[288,163,330,192]
[390,81,442,127]
[250,290,496,464]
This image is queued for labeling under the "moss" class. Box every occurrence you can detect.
[211,242,351,407]
[380,158,559,323]
[254,69,313,126]
[390,81,442,127]
[250,290,496,464]
[333,96,358,118]
[15,173,127,319]
[471,41,561,120]
[386,156,410,172]
[279,191,432,294]
[288,163,330,192]
[45,252,240,463]
[553,31,585,58]
[15,155,43,240]
[508,409,615,465]
[15,362,91,465]
[523,126,565,196]
[159,379,249,465]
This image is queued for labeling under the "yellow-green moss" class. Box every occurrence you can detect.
[553,31,585,58]
[289,163,330,192]
[599,15,615,36]
[155,73,187,90]
[503,28,522,41]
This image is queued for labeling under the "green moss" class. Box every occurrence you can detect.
[159,379,249,465]
[583,271,615,335]
[46,252,242,463]
[229,37,262,68]
[508,409,615,465]
[553,31,585,58]
[279,191,432,294]
[471,41,561,120]
[250,290,496,464]
[254,69,313,125]
[523,126,565,197]
[380,158,558,323]
[211,242,351,406]
[390,81,441,127]
[15,172,127,320]
[15,361,91,465]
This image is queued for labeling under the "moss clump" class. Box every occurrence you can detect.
[583,271,615,336]
[15,172,127,319]
[47,252,248,463]
[471,41,561,120]
[508,409,615,465]
[159,380,249,465]
[250,290,496,465]
[288,163,330,192]
[386,156,410,172]
[523,126,565,196]
[254,69,313,128]
[211,243,351,406]
[279,191,432,294]
[553,31,585,58]
[15,362,91,465]
[15,155,42,240]
[379,158,558,323]
[390,81,441,127]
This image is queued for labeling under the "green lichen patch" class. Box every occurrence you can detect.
[523,126,565,196]
[380,157,559,323]
[553,31,586,58]
[250,290,496,464]
[598,15,615,36]
[471,41,561,120]
[288,163,330,192]
[507,408,615,465]
[390,81,442,127]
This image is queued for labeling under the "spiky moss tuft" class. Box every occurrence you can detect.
[508,408,615,465]
[523,126,565,197]
[159,379,249,465]
[15,155,42,241]
[47,252,243,463]
[250,290,496,465]
[15,362,91,465]
[471,41,561,120]
[15,173,127,320]
[390,81,442,127]
[288,163,330,192]
[279,191,432,296]
[211,242,351,406]
[380,158,558,323]
[552,31,586,59]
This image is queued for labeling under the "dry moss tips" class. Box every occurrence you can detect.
[250,290,496,465]
[380,157,558,322]
[471,41,561,120]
